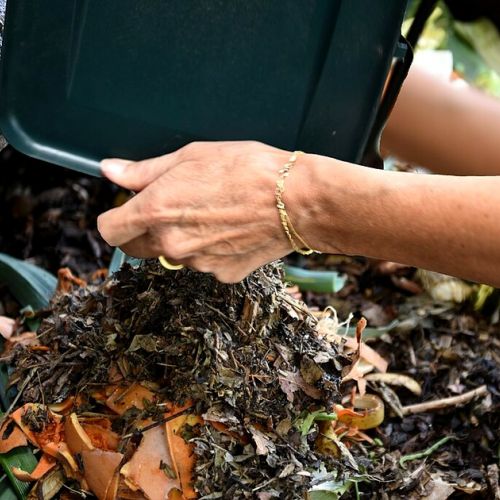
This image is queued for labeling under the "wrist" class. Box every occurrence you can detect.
[283,152,342,254]
[284,152,389,257]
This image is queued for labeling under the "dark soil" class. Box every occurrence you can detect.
[0,147,117,276]
[298,254,500,498]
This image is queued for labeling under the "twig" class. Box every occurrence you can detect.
[401,385,488,416]
[399,435,455,468]
[121,405,194,439]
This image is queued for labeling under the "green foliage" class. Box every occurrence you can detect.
[296,409,337,437]
[0,254,55,498]
[454,18,500,75]
[0,254,56,310]
[309,481,354,500]
[404,1,500,96]
[0,446,37,500]
[0,477,18,500]
[309,474,374,500]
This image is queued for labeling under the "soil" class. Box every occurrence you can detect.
[0,147,499,498]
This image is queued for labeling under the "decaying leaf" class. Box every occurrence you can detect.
[31,467,65,500]
[248,426,277,456]
[278,370,322,401]
[365,373,422,396]
[340,318,388,395]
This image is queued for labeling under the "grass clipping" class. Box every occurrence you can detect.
[9,261,349,498]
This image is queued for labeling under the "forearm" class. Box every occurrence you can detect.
[382,66,500,175]
[294,154,500,286]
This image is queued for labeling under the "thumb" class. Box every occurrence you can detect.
[101,154,175,191]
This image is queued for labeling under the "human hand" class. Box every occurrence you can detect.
[97,141,312,282]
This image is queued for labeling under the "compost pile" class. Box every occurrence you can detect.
[7,260,353,498]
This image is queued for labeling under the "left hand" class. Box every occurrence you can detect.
[97,141,310,282]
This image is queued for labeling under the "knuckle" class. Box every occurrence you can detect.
[140,195,162,224]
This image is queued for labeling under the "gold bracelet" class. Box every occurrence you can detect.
[275,151,321,256]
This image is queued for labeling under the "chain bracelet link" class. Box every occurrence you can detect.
[275,151,321,256]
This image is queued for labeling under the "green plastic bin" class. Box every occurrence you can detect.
[0,0,408,176]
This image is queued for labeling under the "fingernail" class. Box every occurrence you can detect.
[101,159,131,176]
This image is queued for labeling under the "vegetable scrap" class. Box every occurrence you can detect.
[0,261,388,499]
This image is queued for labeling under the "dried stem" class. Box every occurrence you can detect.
[401,385,488,416]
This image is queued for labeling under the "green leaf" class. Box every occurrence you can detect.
[0,474,18,500]
[0,254,48,499]
[0,254,56,310]
[297,410,337,437]
[284,266,347,293]
[0,360,15,413]
[454,18,500,75]
[309,480,353,500]
[0,447,37,500]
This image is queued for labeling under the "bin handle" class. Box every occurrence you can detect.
[362,0,440,168]
[361,34,413,169]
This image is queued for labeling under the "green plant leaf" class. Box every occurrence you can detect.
[0,254,56,310]
[308,480,353,500]
[296,410,337,437]
[454,18,500,75]
[0,254,48,499]
[0,477,18,500]
[284,266,347,293]
[0,359,15,413]
[0,446,37,500]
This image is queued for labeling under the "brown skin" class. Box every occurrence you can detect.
[97,67,500,286]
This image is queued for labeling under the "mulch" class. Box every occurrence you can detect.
[0,147,498,498]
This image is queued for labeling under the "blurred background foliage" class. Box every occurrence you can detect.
[405,0,500,96]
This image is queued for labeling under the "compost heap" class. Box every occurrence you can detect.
[0,260,382,499]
